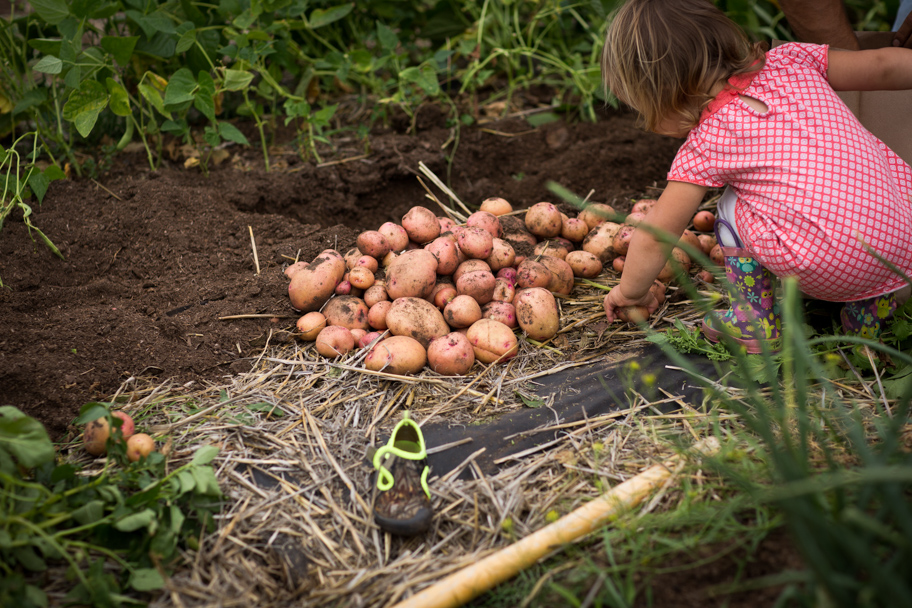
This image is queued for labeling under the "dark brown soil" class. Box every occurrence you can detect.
[0,105,805,606]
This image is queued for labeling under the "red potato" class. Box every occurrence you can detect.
[524,202,563,238]
[296,312,327,341]
[432,284,457,309]
[631,199,658,215]
[565,250,603,278]
[516,259,552,290]
[456,269,497,305]
[344,248,362,270]
[112,411,135,439]
[425,236,461,275]
[438,216,459,234]
[334,280,353,296]
[504,230,538,248]
[457,226,495,259]
[616,304,651,324]
[482,301,518,328]
[427,332,476,375]
[444,294,483,329]
[466,318,519,364]
[368,301,392,330]
[496,267,517,285]
[348,266,375,290]
[385,297,450,348]
[355,255,379,273]
[466,210,503,239]
[83,417,110,456]
[697,234,718,255]
[693,210,716,233]
[284,261,308,279]
[356,230,391,259]
[561,217,589,243]
[538,255,574,295]
[359,331,384,349]
[288,250,346,312]
[364,336,427,375]
[612,224,637,256]
[379,222,410,252]
[401,206,441,244]
[363,284,389,308]
[485,238,516,272]
[315,326,355,358]
[582,221,623,263]
[578,203,617,230]
[382,251,398,268]
[678,229,701,255]
[651,280,667,306]
[385,249,438,299]
[696,269,715,283]
[479,196,513,216]
[323,296,369,331]
[709,244,724,265]
[515,287,560,341]
[453,259,491,283]
[657,247,692,283]
[533,239,571,260]
[625,211,647,226]
[350,328,368,346]
[492,277,516,303]
[126,433,155,462]
[612,256,626,273]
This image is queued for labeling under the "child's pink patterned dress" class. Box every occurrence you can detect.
[669,42,912,302]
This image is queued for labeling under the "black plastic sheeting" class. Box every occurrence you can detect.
[421,343,718,480]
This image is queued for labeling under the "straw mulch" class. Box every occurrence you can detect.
[64,274,715,608]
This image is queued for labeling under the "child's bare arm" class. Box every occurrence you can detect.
[604,181,706,322]
[828,47,912,91]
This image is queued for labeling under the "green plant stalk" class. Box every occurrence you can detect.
[243,90,270,172]
[8,515,92,590]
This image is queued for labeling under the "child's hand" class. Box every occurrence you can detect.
[603,285,659,323]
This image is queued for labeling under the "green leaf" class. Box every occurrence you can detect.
[30,0,70,25]
[28,38,62,56]
[13,88,49,115]
[190,444,219,466]
[399,64,440,96]
[114,508,156,532]
[129,568,165,591]
[100,35,139,66]
[218,121,249,145]
[145,11,177,34]
[0,406,55,469]
[33,56,63,75]
[75,402,109,425]
[177,470,196,494]
[190,466,221,496]
[176,28,197,54]
[376,22,399,51]
[13,546,47,572]
[309,4,353,29]
[62,80,109,138]
[71,500,106,526]
[44,165,66,181]
[222,68,253,91]
[526,112,561,127]
[105,78,131,117]
[28,171,50,203]
[164,68,197,108]
[138,82,171,119]
[194,71,216,122]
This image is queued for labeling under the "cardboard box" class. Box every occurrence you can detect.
[775,33,912,164]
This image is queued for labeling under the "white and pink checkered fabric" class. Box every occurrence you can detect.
[668,42,912,302]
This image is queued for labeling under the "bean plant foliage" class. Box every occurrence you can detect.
[0,403,222,607]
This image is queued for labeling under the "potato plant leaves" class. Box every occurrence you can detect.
[62,80,109,138]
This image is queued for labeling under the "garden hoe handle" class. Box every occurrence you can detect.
[391,436,721,608]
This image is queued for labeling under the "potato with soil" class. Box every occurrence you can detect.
[612,224,637,256]
[379,222,410,252]
[484,238,515,272]
[126,433,155,462]
[385,249,438,300]
[693,210,716,233]
[565,250,603,278]
[323,296,369,331]
[582,221,622,263]
[288,249,346,312]
[466,210,503,239]
[427,332,475,375]
[533,239,572,260]
[482,301,517,328]
[385,297,450,348]
[578,203,617,230]
[296,311,327,340]
[425,235,461,276]
[456,269,497,305]
[561,216,589,243]
[356,230,391,259]
[515,287,560,341]
[401,206,440,244]
[516,259,552,290]
[364,336,427,375]
[457,226,494,260]
[368,300,392,330]
[539,255,575,295]
[444,294,483,329]
[466,319,519,364]
[524,202,563,238]
[479,197,513,216]
[348,266,375,290]
[315,326,356,358]
[492,277,515,303]
[657,247,692,283]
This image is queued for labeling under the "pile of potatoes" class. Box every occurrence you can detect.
[285,196,719,376]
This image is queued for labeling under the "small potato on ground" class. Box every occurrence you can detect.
[126,433,155,462]
[364,335,427,375]
[466,319,519,364]
[427,332,475,375]
[315,326,355,358]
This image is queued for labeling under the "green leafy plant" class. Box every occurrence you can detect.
[0,403,222,606]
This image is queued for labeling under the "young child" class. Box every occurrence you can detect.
[600,0,912,352]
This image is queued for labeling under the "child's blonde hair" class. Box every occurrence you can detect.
[601,0,765,133]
